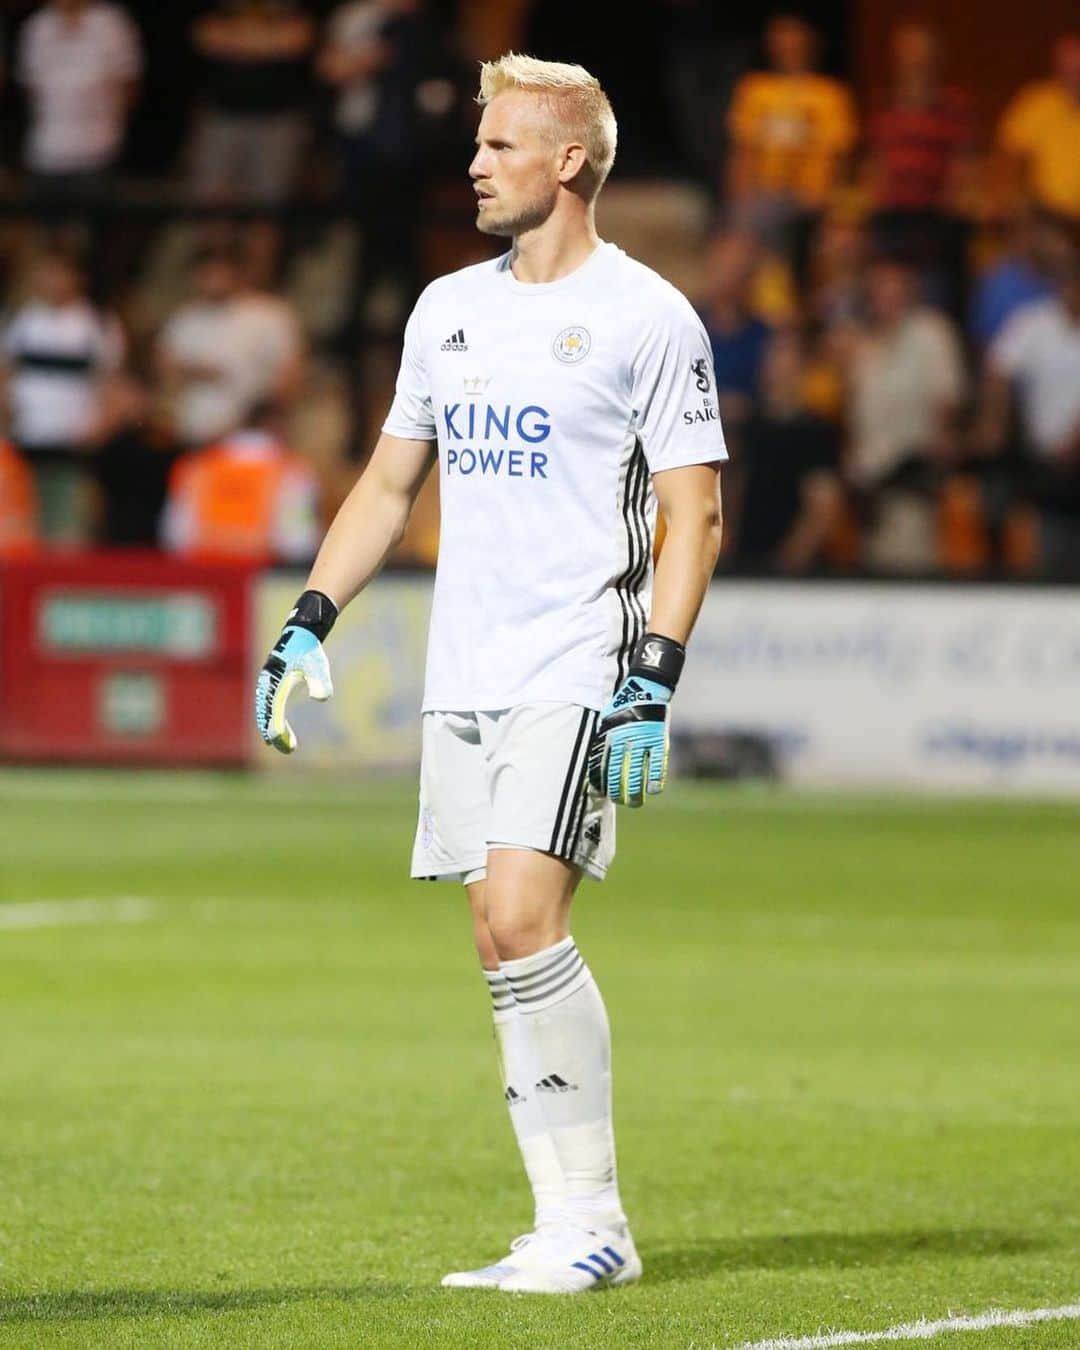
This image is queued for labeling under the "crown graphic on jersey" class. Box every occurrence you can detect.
[464,375,491,394]
[441,328,468,351]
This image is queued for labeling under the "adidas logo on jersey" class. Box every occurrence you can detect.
[441,328,468,351]
[505,1085,524,1106]
[535,1074,578,1093]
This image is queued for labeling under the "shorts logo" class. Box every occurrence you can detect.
[420,805,435,851]
[553,326,591,364]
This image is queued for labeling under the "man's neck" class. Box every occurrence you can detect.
[510,214,600,286]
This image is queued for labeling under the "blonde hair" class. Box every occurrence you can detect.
[477,53,618,200]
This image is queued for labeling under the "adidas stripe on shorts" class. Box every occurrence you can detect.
[410,703,615,885]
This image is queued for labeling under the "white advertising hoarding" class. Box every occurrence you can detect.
[680,583,1080,793]
[256,574,1080,793]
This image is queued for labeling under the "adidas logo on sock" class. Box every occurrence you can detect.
[535,1074,578,1093]
[505,1085,525,1106]
[441,327,468,352]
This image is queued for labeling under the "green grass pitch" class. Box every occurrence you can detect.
[1,770,1078,1348]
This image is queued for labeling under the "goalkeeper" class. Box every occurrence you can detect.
[256,52,724,1296]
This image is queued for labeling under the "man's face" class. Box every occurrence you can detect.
[469,92,561,238]
[706,233,757,304]
[892,24,938,83]
[195,259,237,303]
[766,18,815,75]
[867,263,912,323]
[35,258,81,306]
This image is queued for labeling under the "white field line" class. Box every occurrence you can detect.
[0,897,153,931]
[731,1303,1080,1350]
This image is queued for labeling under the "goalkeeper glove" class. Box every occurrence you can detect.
[588,632,685,807]
[255,589,337,754]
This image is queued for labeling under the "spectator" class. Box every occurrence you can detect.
[161,400,320,563]
[995,35,1080,221]
[0,246,124,546]
[864,22,976,316]
[845,256,966,571]
[807,207,868,332]
[968,211,1066,350]
[156,245,305,449]
[731,329,844,573]
[15,0,142,199]
[866,24,976,218]
[0,439,38,554]
[91,372,176,547]
[188,1,316,206]
[318,0,425,318]
[981,247,1080,575]
[727,14,857,275]
[232,250,307,418]
[699,231,774,443]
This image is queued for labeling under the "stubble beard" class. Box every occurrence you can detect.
[475,183,558,239]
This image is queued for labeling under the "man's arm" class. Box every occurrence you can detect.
[255,433,435,753]
[588,460,723,806]
[306,432,437,608]
[647,462,724,643]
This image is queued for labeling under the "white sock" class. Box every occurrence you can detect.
[484,968,565,1232]
[500,937,625,1232]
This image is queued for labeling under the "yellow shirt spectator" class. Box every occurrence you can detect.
[729,73,857,207]
[998,80,1080,218]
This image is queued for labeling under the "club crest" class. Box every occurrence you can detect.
[553,326,591,365]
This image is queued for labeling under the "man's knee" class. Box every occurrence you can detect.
[483,848,577,962]
[487,901,558,961]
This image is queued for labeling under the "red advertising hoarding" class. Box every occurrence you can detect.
[0,553,254,765]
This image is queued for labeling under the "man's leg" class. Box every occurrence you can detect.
[467,877,565,1232]
[484,848,626,1236]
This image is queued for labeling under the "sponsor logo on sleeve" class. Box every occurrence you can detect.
[690,357,711,392]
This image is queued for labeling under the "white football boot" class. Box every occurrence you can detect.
[498,1222,642,1294]
[441,1230,556,1289]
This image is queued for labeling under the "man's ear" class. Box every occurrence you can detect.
[556,142,589,187]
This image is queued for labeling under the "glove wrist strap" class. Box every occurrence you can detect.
[628,632,685,692]
[287,589,338,642]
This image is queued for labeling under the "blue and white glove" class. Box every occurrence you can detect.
[588,633,686,807]
[255,589,337,754]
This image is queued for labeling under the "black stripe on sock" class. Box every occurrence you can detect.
[505,945,580,992]
[512,960,587,1005]
[507,955,585,1001]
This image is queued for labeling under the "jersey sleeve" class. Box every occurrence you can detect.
[382,296,436,442]
[630,299,728,474]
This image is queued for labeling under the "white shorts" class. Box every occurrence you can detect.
[410,703,616,885]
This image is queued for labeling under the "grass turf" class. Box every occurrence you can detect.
[0,770,1078,1349]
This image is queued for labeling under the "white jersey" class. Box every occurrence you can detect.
[383,242,727,712]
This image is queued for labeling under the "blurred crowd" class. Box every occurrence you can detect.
[0,2,1076,577]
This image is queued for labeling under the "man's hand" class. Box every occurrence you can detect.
[255,590,337,754]
[588,633,685,807]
